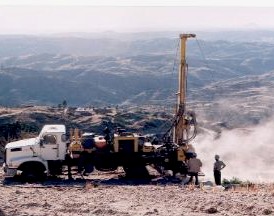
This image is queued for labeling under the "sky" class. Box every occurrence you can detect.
[0,0,274,34]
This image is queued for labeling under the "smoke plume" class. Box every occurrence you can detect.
[194,120,274,183]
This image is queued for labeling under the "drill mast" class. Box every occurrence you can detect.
[174,33,196,144]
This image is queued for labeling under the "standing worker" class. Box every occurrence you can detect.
[214,155,226,185]
[186,153,202,185]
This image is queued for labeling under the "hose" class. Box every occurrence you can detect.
[161,109,197,145]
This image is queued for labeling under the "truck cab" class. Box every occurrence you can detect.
[3,124,67,179]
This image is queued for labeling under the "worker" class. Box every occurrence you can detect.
[213,154,226,185]
[186,153,202,185]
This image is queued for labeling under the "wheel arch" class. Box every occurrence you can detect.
[18,161,47,172]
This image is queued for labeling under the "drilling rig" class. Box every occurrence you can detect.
[3,34,198,180]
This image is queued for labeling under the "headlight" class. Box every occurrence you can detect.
[3,163,7,172]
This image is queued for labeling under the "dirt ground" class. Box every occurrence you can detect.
[1,168,274,216]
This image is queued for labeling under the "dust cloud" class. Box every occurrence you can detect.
[194,120,274,183]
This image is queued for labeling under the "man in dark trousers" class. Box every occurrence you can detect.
[214,155,226,185]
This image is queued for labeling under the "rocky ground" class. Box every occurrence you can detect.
[1,106,274,216]
[1,167,274,216]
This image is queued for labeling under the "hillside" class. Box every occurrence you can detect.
[1,31,274,107]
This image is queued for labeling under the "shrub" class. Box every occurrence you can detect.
[222,177,242,185]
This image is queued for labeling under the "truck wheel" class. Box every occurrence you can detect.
[123,165,150,179]
[122,155,150,179]
[20,164,46,183]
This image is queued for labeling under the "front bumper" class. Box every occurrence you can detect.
[3,163,17,178]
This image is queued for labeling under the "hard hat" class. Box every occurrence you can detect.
[215,155,220,160]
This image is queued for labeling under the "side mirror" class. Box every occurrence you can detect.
[61,134,67,142]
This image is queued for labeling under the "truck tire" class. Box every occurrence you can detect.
[123,165,150,179]
[93,152,118,172]
[123,157,150,179]
[19,162,46,182]
[122,154,150,179]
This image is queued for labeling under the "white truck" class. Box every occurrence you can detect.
[3,124,155,180]
[3,124,68,180]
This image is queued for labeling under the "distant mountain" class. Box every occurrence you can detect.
[0,36,175,58]
[1,30,274,129]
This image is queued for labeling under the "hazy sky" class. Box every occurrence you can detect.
[1,0,274,34]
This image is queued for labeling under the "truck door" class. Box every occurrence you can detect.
[40,134,59,160]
